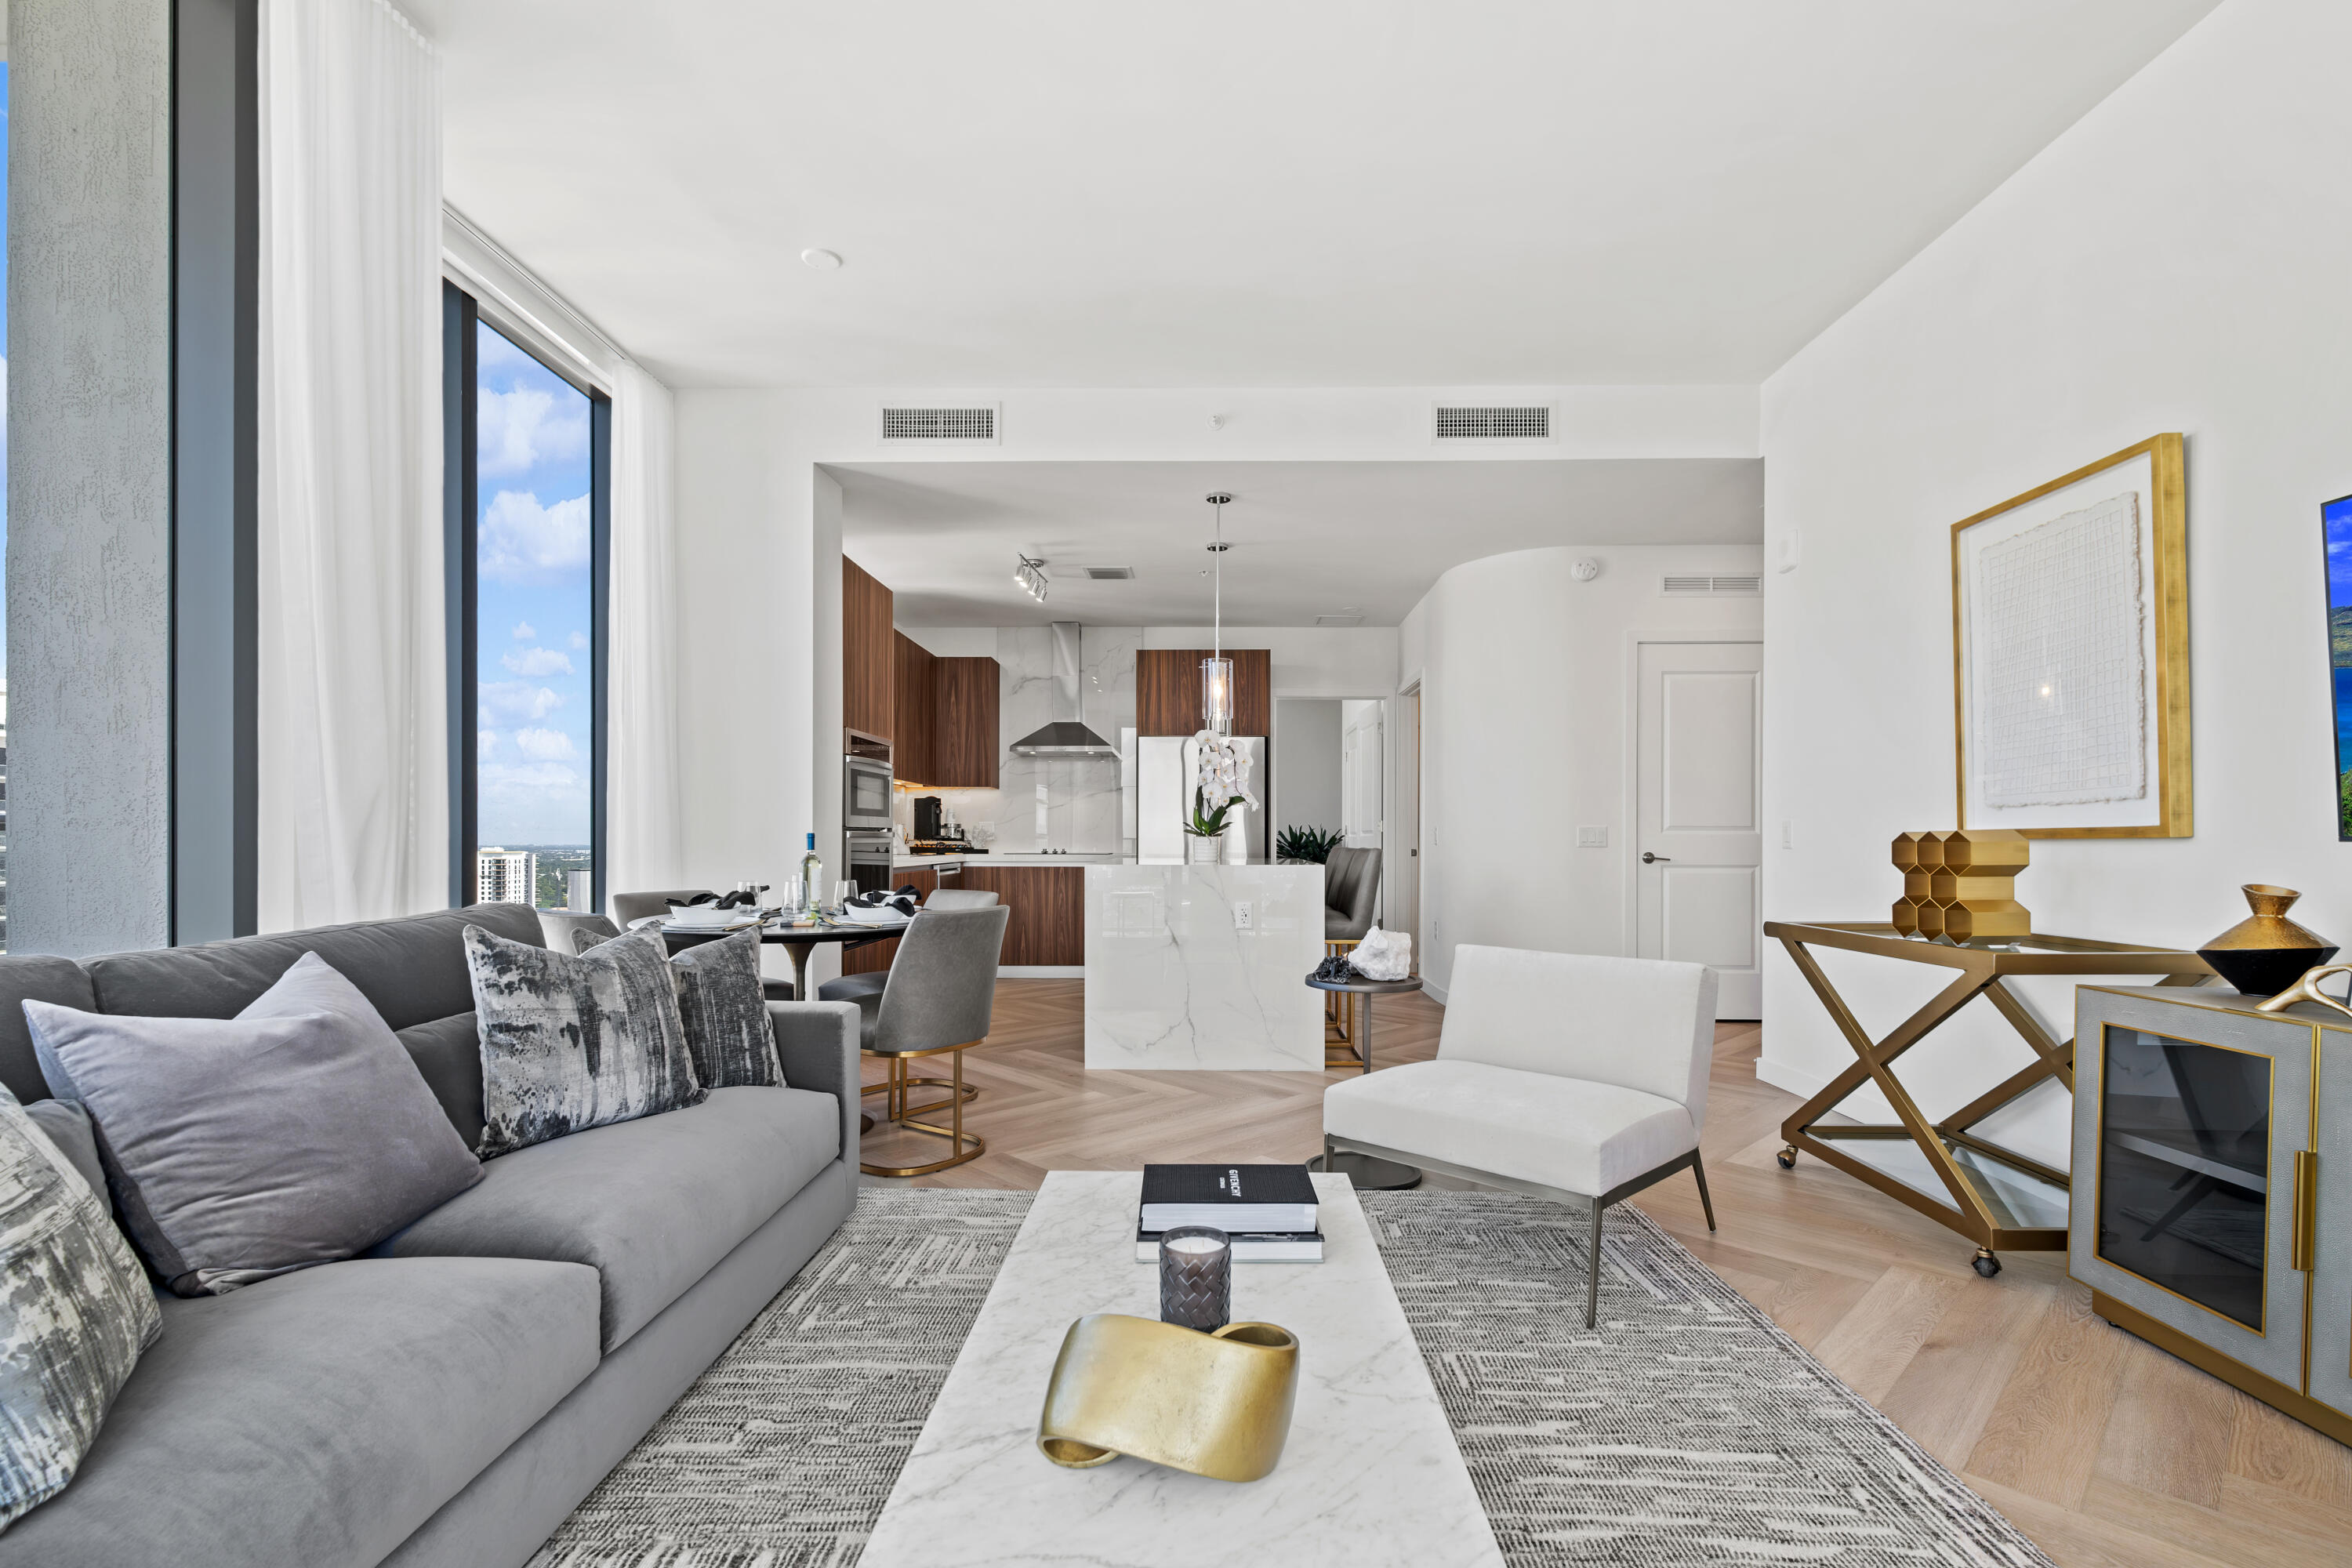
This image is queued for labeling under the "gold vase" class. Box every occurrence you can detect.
[2198,884,2339,996]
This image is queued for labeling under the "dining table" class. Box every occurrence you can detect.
[658,913,911,1002]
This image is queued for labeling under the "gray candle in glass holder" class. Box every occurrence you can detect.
[1158,1225,1232,1331]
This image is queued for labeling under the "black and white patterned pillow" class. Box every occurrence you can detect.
[0,1083,161,1530]
[668,927,784,1089]
[464,926,706,1158]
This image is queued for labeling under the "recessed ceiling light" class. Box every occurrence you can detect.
[800,248,843,271]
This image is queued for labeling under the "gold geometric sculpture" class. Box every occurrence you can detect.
[1037,1313,1300,1483]
[1893,829,2030,941]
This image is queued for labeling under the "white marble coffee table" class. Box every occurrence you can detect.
[859,1171,1504,1568]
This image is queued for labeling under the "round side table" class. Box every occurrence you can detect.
[1304,971,1425,1191]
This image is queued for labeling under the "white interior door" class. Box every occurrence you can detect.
[1635,641,1762,1020]
[1341,711,1383,849]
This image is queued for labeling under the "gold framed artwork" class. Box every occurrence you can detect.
[1951,432,2189,838]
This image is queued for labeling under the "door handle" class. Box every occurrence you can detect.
[2293,1150,2318,1272]
[1642,852,1671,864]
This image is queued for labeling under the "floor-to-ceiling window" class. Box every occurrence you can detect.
[445,286,608,913]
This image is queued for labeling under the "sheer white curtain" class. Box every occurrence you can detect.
[606,363,686,900]
[256,0,447,929]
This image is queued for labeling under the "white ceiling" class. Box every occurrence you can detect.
[832,459,1762,626]
[423,0,2218,388]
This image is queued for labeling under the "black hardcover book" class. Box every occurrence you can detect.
[1139,1163,1318,1233]
[1134,1227,1323,1263]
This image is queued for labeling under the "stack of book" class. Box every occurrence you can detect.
[1134,1163,1323,1262]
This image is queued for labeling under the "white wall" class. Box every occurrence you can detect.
[1274,699,1342,840]
[1411,545,1765,999]
[1759,0,2352,1158]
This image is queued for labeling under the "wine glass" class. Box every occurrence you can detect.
[779,877,805,918]
[829,880,858,915]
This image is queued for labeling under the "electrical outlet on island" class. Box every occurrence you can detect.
[1232,900,1254,931]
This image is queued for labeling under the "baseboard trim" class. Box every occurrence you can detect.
[1754,1054,1833,1098]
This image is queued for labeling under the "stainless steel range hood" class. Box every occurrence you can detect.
[1008,622,1121,758]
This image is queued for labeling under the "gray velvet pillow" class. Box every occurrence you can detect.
[669,927,784,1089]
[0,1083,162,1531]
[22,1098,106,1201]
[24,952,486,1297]
[465,925,704,1158]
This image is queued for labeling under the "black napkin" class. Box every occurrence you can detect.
[666,893,720,908]
[849,885,920,917]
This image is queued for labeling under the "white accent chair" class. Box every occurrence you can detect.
[1321,945,1719,1327]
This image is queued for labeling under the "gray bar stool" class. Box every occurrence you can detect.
[851,904,1010,1177]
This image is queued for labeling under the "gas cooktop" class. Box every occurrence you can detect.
[905,841,984,855]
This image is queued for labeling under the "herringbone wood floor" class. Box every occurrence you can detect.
[861,980,2352,1568]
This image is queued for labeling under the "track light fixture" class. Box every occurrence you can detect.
[1014,555,1049,603]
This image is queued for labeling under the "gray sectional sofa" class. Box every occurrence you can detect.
[0,903,862,1568]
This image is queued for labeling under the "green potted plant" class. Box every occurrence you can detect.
[1184,787,1237,864]
[1276,826,1339,865]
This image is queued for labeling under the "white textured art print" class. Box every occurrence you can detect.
[1973,492,2148,808]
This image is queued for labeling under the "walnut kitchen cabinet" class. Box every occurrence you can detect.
[891,632,937,784]
[931,657,1000,788]
[842,557,895,742]
[1134,648,1270,736]
[961,866,1083,966]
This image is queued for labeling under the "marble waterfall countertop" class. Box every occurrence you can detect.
[1083,861,1324,1070]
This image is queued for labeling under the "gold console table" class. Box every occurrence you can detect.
[1763,921,2212,1276]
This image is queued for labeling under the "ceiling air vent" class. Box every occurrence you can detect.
[1432,404,1552,441]
[879,404,999,443]
[1316,613,1365,627]
[1083,565,1134,580]
[1661,574,1763,597]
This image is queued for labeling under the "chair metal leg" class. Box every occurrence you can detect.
[1586,1200,1604,1329]
[1691,1151,1718,1232]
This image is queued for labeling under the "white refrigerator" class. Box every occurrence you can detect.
[1134,735,1266,864]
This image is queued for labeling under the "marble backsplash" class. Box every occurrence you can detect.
[895,626,1138,854]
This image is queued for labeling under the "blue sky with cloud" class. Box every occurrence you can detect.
[476,321,593,848]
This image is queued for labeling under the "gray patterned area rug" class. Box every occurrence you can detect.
[531,1188,2052,1568]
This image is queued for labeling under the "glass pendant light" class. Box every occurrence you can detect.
[1200,492,1234,735]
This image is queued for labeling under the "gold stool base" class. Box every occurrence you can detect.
[860,1043,985,1177]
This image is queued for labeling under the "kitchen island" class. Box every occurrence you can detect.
[1083,861,1324,1070]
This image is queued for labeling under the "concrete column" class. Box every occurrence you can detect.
[9,0,176,955]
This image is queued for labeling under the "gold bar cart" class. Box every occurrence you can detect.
[1764,920,2212,1275]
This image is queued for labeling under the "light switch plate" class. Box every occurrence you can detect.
[1780,820,1795,849]
[1577,826,1607,848]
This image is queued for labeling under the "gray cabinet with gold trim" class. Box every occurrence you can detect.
[2072,985,2347,1444]
[2313,1022,2352,1425]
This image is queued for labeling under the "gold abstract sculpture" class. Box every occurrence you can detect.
[2254,963,2352,1022]
[1893,829,2030,942]
[1037,1313,1300,1483]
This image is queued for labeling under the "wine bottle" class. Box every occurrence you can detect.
[800,833,823,914]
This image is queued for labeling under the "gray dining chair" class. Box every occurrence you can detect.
[1325,848,1381,943]
[818,887,1001,1005]
[1323,848,1383,1051]
[536,909,621,955]
[612,887,716,926]
[852,905,1010,1176]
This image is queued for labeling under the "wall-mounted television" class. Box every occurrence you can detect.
[2329,493,2352,838]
